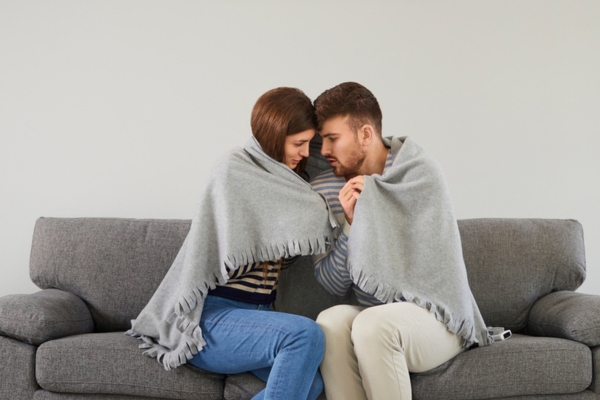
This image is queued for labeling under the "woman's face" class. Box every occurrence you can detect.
[283,129,316,169]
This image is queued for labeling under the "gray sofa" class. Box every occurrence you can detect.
[1,216,600,399]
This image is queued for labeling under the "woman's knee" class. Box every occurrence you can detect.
[285,316,325,354]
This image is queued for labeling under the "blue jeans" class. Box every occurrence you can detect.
[187,295,325,400]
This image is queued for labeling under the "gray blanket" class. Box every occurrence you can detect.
[347,136,493,348]
[127,137,336,370]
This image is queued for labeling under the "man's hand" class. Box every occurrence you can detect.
[339,176,364,225]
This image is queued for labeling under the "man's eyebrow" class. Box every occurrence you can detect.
[320,132,337,138]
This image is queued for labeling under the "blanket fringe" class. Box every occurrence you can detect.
[222,235,331,271]
[127,234,333,370]
[126,322,206,371]
[349,265,493,348]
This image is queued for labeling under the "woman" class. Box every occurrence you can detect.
[127,87,335,400]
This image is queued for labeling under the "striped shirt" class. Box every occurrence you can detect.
[209,260,281,304]
[311,150,394,306]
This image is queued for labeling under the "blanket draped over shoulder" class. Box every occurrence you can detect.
[126,137,336,370]
[347,136,493,348]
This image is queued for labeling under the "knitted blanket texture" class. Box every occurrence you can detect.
[126,137,336,370]
[347,136,493,348]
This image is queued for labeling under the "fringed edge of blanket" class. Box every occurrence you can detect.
[127,234,333,371]
[222,235,333,271]
[350,267,494,348]
[170,235,332,317]
[125,325,206,371]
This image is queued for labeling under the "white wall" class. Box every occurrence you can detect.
[1,1,599,296]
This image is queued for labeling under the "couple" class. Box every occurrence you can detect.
[127,82,492,400]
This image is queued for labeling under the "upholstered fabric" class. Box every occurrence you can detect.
[410,334,592,400]
[275,255,358,320]
[223,373,266,400]
[591,345,600,394]
[223,373,327,400]
[499,392,599,400]
[4,216,594,400]
[458,218,585,332]
[33,393,158,400]
[36,332,224,399]
[0,289,94,345]
[29,218,192,332]
[528,291,600,347]
[0,335,38,399]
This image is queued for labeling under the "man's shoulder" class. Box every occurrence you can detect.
[310,169,345,191]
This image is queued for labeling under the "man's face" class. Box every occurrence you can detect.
[320,116,366,178]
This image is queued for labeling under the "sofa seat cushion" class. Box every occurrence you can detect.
[1,335,38,399]
[223,373,328,400]
[410,334,592,400]
[223,372,266,400]
[36,332,224,400]
[34,392,158,400]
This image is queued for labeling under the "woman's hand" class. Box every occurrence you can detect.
[339,176,364,225]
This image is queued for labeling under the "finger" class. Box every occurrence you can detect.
[339,187,353,200]
[351,181,364,192]
[348,176,364,191]
[348,176,364,184]
[339,183,352,197]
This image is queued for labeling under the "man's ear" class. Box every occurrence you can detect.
[359,124,376,146]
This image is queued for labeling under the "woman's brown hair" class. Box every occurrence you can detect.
[250,87,317,174]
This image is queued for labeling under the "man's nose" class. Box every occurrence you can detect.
[321,142,329,156]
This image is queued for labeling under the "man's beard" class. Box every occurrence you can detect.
[331,145,366,179]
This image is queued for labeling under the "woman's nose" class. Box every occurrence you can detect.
[300,144,309,157]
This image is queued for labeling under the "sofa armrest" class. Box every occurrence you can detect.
[527,290,600,347]
[0,289,94,345]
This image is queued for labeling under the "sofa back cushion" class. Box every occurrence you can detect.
[274,255,359,320]
[30,217,191,332]
[457,218,585,332]
[29,217,586,334]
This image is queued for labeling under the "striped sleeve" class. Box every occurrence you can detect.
[313,229,353,296]
[311,171,354,296]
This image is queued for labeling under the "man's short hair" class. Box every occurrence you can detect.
[314,82,382,135]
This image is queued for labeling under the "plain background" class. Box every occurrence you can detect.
[1,1,599,297]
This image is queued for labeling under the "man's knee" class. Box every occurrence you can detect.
[350,306,390,346]
[350,303,419,348]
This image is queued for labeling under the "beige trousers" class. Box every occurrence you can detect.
[316,303,465,400]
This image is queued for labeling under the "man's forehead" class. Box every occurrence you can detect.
[321,116,352,134]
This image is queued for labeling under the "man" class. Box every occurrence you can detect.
[310,82,492,400]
